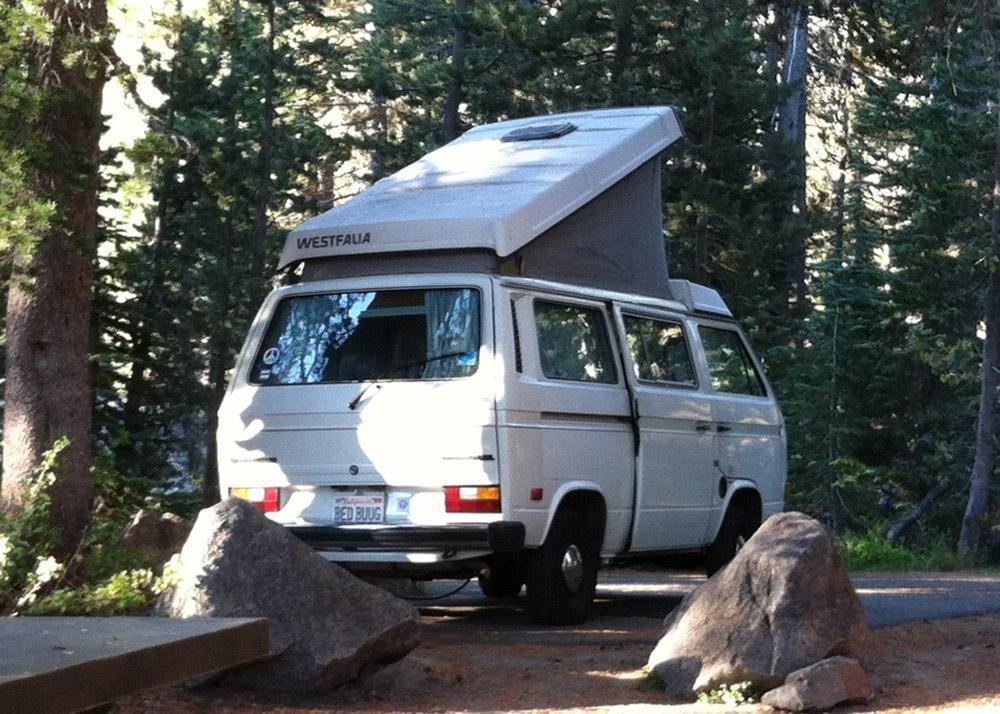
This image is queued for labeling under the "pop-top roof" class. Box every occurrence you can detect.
[279,107,684,269]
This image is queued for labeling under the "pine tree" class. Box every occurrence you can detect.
[99,0,345,501]
[1,0,110,550]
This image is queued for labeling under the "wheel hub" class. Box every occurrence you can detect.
[561,544,584,593]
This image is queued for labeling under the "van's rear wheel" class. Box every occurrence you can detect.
[704,500,757,577]
[478,555,523,597]
[525,506,600,624]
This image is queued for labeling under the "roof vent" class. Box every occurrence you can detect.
[501,122,576,143]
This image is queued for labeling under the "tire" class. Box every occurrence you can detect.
[704,500,758,577]
[525,506,601,624]
[477,554,524,598]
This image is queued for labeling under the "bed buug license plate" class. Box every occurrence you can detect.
[333,491,385,524]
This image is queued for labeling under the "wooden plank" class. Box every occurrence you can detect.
[0,617,269,714]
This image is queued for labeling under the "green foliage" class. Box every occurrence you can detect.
[0,438,68,611]
[0,0,993,561]
[95,0,348,495]
[0,439,180,615]
[839,533,967,572]
[25,565,177,616]
[697,681,764,705]
[0,149,52,262]
[0,3,53,276]
[774,0,998,541]
[81,449,163,581]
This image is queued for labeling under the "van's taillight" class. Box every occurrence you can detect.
[444,486,500,513]
[230,487,280,513]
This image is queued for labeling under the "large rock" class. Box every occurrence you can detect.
[647,512,867,698]
[158,498,421,691]
[123,508,193,562]
[761,656,873,711]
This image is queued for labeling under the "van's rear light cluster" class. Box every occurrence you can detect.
[444,486,501,513]
[230,487,280,513]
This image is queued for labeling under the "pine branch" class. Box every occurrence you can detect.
[104,46,197,156]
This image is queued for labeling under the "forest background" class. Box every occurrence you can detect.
[0,0,997,612]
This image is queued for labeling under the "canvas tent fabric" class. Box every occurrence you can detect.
[282,106,684,299]
[513,157,666,297]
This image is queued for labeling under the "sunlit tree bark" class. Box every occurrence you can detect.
[2,0,109,551]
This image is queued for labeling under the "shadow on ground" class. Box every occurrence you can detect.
[114,571,1000,713]
[125,589,685,713]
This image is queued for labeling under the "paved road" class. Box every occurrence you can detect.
[851,572,1000,627]
[415,569,1000,630]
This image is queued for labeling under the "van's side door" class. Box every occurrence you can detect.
[500,292,635,555]
[692,320,785,536]
[613,306,717,551]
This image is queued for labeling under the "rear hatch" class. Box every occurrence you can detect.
[217,277,499,527]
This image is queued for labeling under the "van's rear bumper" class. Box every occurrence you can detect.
[286,521,525,554]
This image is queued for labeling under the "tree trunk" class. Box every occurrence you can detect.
[957,105,1000,557]
[693,86,715,285]
[201,210,233,507]
[831,20,853,255]
[249,0,276,299]
[200,1,245,507]
[202,341,228,506]
[778,4,809,314]
[611,0,636,105]
[442,0,471,142]
[887,481,947,545]
[2,0,109,552]
[369,92,390,181]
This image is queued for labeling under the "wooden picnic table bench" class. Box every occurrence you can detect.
[0,616,269,714]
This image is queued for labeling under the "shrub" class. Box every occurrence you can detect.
[26,559,179,615]
[838,532,965,571]
[0,438,68,612]
[1,440,180,615]
[697,681,764,705]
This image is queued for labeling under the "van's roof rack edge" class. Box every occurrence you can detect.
[498,275,690,313]
[667,279,734,318]
[501,276,732,319]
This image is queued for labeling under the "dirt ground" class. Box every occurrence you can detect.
[117,611,1000,713]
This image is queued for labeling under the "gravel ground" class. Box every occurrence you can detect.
[114,569,1000,713]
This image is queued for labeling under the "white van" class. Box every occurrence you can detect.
[218,107,786,624]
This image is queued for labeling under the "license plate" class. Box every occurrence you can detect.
[333,491,385,524]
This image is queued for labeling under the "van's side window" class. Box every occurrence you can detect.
[534,301,616,383]
[623,315,696,386]
[698,326,766,396]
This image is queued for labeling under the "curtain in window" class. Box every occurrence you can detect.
[423,289,478,378]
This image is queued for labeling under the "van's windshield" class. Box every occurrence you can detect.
[250,288,480,385]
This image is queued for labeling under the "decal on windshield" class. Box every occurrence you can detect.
[261,347,281,366]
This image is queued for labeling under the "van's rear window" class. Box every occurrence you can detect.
[250,288,480,385]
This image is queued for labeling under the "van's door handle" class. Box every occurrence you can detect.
[716,423,732,433]
[696,422,713,432]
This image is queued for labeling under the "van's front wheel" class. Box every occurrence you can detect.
[704,500,757,577]
[525,506,600,624]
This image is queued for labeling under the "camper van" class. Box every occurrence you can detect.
[218,107,786,624]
